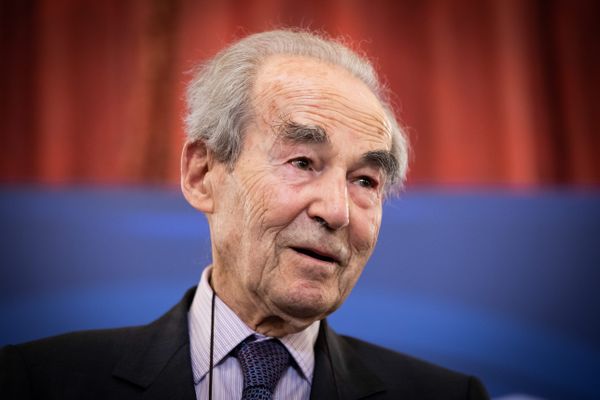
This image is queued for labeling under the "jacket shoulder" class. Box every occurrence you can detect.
[12,325,141,370]
[1,287,196,400]
[337,334,489,399]
[1,326,143,399]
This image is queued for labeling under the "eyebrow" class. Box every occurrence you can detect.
[277,121,330,144]
[362,150,399,185]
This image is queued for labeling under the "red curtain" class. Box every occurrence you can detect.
[1,0,598,186]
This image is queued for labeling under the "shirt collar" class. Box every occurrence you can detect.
[188,266,320,385]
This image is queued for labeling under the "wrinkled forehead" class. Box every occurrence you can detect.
[251,55,392,147]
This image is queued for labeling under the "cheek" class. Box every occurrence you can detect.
[236,170,270,218]
[349,185,382,209]
[236,171,301,235]
[350,208,382,257]
[340,213,380,296]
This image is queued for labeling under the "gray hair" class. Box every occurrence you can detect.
[185,29,409,192]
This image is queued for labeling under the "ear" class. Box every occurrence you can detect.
[181,140,217,214]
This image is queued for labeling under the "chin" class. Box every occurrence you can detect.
[272,286,338,320]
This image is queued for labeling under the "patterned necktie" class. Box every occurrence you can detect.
[234,338,291,400]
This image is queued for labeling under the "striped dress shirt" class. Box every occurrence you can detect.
[188,267,320,400]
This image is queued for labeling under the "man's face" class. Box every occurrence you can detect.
[208,55,394,331]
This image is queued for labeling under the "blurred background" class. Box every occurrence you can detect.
[1,1,599,399]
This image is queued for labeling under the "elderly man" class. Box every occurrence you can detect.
[0,30,488,399]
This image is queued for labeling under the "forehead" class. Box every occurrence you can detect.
[252,55,392,148]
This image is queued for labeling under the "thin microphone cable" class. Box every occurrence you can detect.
[208,290,216,400]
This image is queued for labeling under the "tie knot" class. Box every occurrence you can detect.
[234,338,291,399]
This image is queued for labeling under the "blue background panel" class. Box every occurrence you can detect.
[1,187,599,399]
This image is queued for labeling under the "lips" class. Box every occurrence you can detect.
[291,246,340,264]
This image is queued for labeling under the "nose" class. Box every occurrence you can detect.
[307,171,350,230]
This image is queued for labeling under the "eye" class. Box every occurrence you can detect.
[355,176,377,189]
[290,157,313,171]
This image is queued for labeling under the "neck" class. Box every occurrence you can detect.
[210,266,315,337]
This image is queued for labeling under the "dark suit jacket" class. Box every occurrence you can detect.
[1,288,489,399]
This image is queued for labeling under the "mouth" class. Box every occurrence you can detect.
[291,246,338,264]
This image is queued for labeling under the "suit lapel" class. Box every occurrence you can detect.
[311,320,386,400]
[109,288,384,400]
[112,288,197,400]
